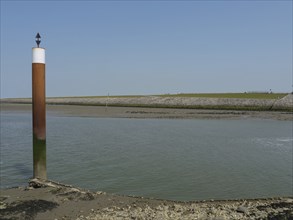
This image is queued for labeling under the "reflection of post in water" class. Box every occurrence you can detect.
[32,33,47,179]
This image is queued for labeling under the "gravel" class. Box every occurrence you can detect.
[1,179,292,220]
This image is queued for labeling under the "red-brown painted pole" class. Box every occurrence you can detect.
[32,35,47,179]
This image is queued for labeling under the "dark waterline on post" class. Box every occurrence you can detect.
[33,136,47,179]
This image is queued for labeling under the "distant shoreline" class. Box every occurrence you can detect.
[1,94,292,112]
[1,103,292,121]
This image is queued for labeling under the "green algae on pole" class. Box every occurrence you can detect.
[32,33,47,179]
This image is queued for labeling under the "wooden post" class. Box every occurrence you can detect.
[32,44,47,180]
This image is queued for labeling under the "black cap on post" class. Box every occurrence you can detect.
[35,33,41,47]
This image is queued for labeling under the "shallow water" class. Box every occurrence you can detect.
[1,112,292,201]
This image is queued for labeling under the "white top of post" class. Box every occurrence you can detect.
[32,47,45,64]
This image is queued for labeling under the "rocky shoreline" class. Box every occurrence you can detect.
[0,179,292,220]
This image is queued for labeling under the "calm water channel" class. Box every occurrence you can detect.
[1,112,292,201]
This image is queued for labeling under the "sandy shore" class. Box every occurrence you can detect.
[1,103,292,121]
[1,179,292,220]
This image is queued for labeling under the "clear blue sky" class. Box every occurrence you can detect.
[1,1,292,98]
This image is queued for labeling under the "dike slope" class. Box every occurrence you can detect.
[1,94,292,111]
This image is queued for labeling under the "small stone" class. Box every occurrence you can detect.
[0,202,7,210]
[0,195,10,201]
[156,205,164,211]
[24,186,34,191]
[237,206,248,214]
[172,204,182,212]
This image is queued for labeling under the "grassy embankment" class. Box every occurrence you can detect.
[2,93,289,111]
[47,93,291,112]
[54,93,287,99]
[158,93,287,99]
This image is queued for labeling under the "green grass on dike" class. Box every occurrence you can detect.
[51,93,287,100]
[47,95,145,99]
[158,93,287,99]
